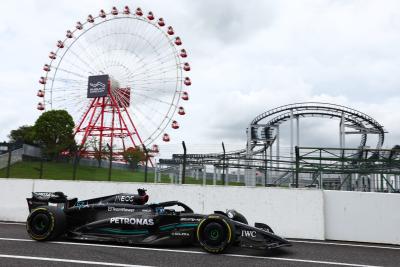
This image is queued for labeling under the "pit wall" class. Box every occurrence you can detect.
[0,178,399,245]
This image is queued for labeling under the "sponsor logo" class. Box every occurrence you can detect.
[110,217,154,226]
[115,195,136,203]
[34,192,52,197]
[88,74,108,98]
[141,209,152,212]
[171,232,190,237]
[108,207,135,212]
[155,207,165,214]
[89,81,106,90]
[75,201,89,209]
[180,217,201,222]
[241,230,257,238]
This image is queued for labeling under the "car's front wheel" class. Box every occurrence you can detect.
[26,206,66,241]
[196,214,235,253]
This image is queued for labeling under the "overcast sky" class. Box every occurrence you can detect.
[1,0,400,156]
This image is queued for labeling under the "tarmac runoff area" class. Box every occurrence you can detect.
[0,222,400,267]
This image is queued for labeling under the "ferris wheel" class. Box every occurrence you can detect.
[37,6,191,157]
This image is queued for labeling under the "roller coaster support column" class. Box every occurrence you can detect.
[290,110,294,159]
[276,125,280,170]
[290,110,294,184]
[245,126,252,186]
[296,116,300,146]
[339,112,346,148]
[264,144,268,186]
[269,143,273,174]
[295,146,299,188]
[222,142,226,185]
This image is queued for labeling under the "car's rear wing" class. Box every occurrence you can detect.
[27,192,77,212]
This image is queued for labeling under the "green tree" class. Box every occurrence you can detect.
[87,138,110,168]
[34,110,75,160]
[8,125,36,145]
[122,146,146,170]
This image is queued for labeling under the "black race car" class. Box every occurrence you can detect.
[26,189,291,253]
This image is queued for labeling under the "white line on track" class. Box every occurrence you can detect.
[2,222,399,251]
[0,237,383,267]
[0,222,25,225]
[288,239,400,250]
[226,254,382,267]
[0,254,152,267]
[2,222,399,250]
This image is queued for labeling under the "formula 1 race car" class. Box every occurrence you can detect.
[26,189,291,253]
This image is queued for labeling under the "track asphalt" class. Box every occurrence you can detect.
[0,222,399,267]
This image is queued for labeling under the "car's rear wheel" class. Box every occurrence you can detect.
[196,214,235,253]
[26,206,66,241]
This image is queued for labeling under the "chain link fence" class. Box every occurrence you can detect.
[2,142,400,192]
[0,143,153,182]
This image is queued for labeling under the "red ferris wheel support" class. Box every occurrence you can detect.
[74,76,148,163]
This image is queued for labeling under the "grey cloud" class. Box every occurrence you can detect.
[1,0,400,154]
[188,1,277,44]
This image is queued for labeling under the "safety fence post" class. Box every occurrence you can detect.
[6,143,12,178]
[39,153,44,179]
[142,144,148,183]
[72,152,78,181]
[107,143,112,181]
[181,141,187,184]
[295,146,300,188]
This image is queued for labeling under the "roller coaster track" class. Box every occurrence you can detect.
[163,102,386,171]
[250,102,384,149]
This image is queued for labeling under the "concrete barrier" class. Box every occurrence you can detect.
[0,178,324,240]
[0,179,34,222]
[1,178,399,244]
[324,190,400,245]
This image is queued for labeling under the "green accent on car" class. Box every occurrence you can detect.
[98,228,149,235]
[159,223,198,231]
[97,223,198,235]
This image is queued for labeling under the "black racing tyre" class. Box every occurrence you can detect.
[26,206,66,241]
[196,214,235,254]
